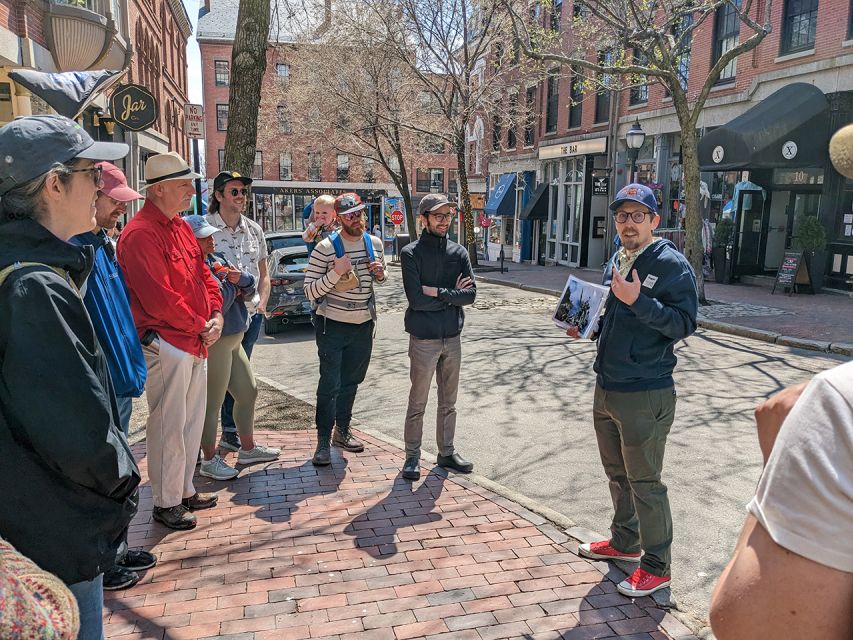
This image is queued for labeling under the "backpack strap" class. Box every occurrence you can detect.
[328,231,345,258]
[0,262,77,296]
[363,234,375,262]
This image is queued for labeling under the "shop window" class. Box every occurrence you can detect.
[252,151,263,180]
[279,152,292,181]
[781,0,818,54]
[524,86,536,146]
[713,0,741,83]
[569,69,583,128]
[214,60,229,86]
[336,154,349,182]
[308,152,321,181]
[216,104,228,130]
[629,50,649,105]
[416,168,431,192]
[545,70,559,133]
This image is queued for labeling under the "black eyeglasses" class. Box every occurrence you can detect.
[613,209,650,224]
[227,187,249,197]
[429,213,453,222]
[68,165,103,185]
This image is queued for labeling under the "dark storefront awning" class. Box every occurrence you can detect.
[698,83,829,171]
[520,184,548,220]
[485,173,516,216]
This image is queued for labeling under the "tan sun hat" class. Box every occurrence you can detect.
[141,151,201,190]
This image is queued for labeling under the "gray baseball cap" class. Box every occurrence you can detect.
[417,193,452,216]
[0,115,129,196]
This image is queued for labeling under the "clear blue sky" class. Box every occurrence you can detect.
[182,0,203,104]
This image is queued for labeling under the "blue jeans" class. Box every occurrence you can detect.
[69,574,104,640]
[315,317,374,440]
[221,313,263,434]
[116,396,133,436]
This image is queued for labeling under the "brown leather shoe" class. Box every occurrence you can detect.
[152,505,197,530]
[181,492,218,510]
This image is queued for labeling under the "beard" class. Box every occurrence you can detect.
[341,217,364,236]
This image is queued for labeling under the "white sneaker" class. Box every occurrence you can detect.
[199,455,239,480]
[238,444,281,464]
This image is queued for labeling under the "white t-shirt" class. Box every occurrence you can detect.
[206,212,268,315]
[747,360,853,572]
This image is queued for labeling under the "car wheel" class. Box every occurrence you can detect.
[264,317,283,335]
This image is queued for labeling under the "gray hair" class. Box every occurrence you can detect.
[0,162,74,223]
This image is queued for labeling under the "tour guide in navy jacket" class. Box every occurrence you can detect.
[571,183,698,600]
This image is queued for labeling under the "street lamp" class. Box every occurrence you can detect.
[625,118,646,183]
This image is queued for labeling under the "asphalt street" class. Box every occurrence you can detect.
[250,270,845,626]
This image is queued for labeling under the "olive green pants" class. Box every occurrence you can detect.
[593,384,676,577]
[202,332,257,450]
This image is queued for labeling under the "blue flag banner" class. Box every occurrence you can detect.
[9,69,124,119]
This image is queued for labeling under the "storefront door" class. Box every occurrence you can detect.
[732,189,767,275]
[561,157,584,266]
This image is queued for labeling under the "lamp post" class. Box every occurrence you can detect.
[625,118,646,183]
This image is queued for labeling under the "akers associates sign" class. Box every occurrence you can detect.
[110,84,158,132]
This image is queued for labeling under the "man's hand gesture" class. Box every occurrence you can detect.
[456,274,474,289]
[611,266,641,306]
[333,255,352,275]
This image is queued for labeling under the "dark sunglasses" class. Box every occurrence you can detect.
[68,165,103,185]
[340,212,363,219]
[226,187,249,196]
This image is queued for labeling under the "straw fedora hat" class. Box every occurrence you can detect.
[142,151,201,190]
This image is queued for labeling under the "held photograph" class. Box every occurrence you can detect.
[552,275,609,339]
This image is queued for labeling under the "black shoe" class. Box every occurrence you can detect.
[312,441,331,466]
[437,452,473,473]
[219,430,240,452]
[332,427,364,452]
[181,492,218,510]
[152,505,197,530]
[402,456,420,481]
[103,565,140,591]
[118,549,157,571]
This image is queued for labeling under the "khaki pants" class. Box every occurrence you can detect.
[203,332,257,450]
[404,335,462,459]
[142,337,207,508]
[593,384,676,577]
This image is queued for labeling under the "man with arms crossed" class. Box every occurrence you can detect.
[569,184,698,597]
[400,193,476,481]
[118,152,223,530]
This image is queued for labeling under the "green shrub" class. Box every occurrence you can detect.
[793,215,827,253]
[713,218,734,248]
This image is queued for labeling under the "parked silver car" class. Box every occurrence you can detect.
[265,246,312,334]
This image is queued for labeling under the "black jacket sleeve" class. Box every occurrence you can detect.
[438,250,476,307]
[401,249,447,311]
[0,272,140,501]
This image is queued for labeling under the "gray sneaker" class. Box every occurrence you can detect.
[238,444,281,464]
[199,455,239,480]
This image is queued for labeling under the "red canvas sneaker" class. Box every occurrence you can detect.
[578,540,641,562]
[617,568,671,597]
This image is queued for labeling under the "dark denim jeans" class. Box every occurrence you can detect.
[315,317,374,440]
[221,313,263,434]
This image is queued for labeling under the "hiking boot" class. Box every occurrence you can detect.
[103,565,139,591]
[617,568,671,597]
[312,440,331,466]
[199,455,239,480]
[332,427,364,452]
[402,456,420,481]
[437,452,473,473]
[578,540,641,562]
[219,431,240,452]
[238,444,281,464]
[117,549,157,571]
[181,492,218,510]
[152,505,196,530]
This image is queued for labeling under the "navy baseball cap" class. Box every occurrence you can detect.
[0,115,128,196]
[609,183,658,215]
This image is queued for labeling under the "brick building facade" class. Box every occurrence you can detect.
[477,0,853,290]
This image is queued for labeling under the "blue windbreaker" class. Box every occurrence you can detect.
[71,231,147,397]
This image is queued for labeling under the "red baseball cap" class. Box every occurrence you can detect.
[97,161,142,202]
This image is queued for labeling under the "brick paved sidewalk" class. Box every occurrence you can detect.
[105,430,696,640]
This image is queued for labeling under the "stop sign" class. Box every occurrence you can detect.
[390,209,404,225]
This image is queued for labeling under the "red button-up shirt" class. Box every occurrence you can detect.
[118,201,222,358]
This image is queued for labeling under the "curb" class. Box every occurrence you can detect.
[477,275,852,356]
[256,373,708,638]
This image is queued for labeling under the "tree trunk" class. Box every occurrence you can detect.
[680,127,707,303]
[454,130,479,267]
[223,0,270,178]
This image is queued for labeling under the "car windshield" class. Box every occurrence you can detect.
[281,256,309,270]
[268,236,305,251]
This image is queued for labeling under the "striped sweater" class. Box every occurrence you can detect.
[303,233,387,324]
